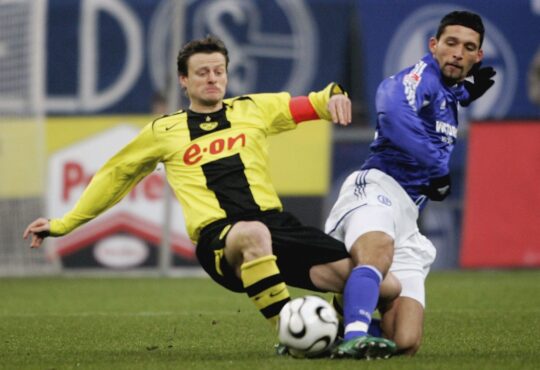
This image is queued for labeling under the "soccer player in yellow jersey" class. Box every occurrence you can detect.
[24,36,397,358]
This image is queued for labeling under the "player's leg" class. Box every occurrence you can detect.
[328,272,400,338]
[330,230,397,359]
[324,171,399,358]
[382,232,436,355]
[195,217,291,328]
[322,233,394,339]
[343,231,394,339]
[267,212,399,359]
[319,229,398,359]
[225,220,291,327]
[381,295,424,355]
[330,205,395,349]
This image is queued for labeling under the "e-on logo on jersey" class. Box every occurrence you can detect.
[183,133,246,165]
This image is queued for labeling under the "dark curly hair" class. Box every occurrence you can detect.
[436,11,485,47]
[176,36,229,77]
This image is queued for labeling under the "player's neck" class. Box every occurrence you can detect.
[189,101,223,114]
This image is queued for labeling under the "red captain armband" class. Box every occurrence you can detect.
[289,96,319,124]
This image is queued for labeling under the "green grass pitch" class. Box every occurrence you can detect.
[1,270,539,369]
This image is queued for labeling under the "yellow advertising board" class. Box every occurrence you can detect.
[0,119,46,197]
[1,115,331,198]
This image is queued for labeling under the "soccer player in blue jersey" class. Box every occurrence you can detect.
[325,11,495,357]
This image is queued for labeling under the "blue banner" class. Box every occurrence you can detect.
[46,0,353,114]
[355,0,540,122]
[46,0,540,119]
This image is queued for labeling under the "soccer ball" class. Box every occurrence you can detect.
[277,295,339,358]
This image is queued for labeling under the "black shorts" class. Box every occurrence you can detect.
[196,210,349,293]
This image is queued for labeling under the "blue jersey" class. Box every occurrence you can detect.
[361,53,469,207]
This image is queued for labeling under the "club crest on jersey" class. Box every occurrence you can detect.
[200,121,219,131]
[377,194,392,206]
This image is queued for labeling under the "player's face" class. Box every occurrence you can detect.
[429,25,483,84]
[180,52,228,112]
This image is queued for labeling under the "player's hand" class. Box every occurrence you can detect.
[420,174,451,201]
[327,94,351,126]
[23,217,51,248]
[461,62,496,106]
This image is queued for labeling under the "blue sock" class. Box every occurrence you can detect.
[343,265,382,340]
[368,318,382,337]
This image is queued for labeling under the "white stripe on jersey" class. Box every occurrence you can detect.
[403,61,427,111]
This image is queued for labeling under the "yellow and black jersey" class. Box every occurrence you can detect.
[49,83,345,242]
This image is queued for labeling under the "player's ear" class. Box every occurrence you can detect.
[179,75,187,89]
[476,48,484,64]
[428,37,438,54]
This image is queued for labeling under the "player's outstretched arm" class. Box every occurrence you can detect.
[23,217,51,248]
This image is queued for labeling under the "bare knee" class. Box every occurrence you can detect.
[394,331,422,356]
[349,231,394,274]
[225,221,272,264]
[380,272,401,303]
[310,258,353,292]
[382,296,424,356]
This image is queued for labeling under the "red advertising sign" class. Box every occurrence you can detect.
[48,124,196,268]
[460,121,540,268]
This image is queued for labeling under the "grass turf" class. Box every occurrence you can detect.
[1,270,539,369]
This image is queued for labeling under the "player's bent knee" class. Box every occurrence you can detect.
[394,331,422,356]
[227,221,273,261]
[350,231,394,272]
[309,258,352,292]
[380,273,401,303]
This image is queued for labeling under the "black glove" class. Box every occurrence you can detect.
[421,174,451,201]
[461,62,496,107]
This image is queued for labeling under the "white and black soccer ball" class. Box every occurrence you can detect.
[277,295,339,358]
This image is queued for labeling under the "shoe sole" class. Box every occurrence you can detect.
[332,339,394,360]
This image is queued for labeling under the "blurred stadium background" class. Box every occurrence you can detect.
[1,0,539,276]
